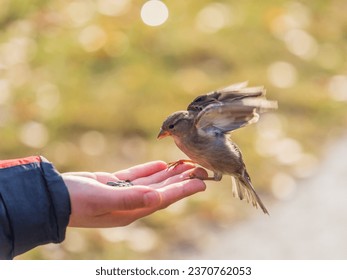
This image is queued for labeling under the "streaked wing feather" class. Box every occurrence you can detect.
[195,98,277,133]
[187,82,267,111]
[217,81,249,93]
[212,87,264,103]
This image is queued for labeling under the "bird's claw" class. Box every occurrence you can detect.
[167,159,196,170]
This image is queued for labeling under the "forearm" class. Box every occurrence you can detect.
[0,156,71,259]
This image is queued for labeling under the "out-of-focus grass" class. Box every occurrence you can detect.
[1,0,347,259]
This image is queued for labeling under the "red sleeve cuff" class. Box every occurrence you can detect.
[0,156,42,169]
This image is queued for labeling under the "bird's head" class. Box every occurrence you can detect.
[157,111,192,139]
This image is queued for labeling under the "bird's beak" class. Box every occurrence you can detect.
[157,129,170,139]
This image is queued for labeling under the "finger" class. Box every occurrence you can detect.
[98,176,205,213]
[96,173,208,213]
[114,161,168,181]
[81,179,206,227]
[113,179,207,222]
[157,179,206,208]
[93,172,120,184]
[142,167,208,189]
[62,172,121,185]
[70,179,206,228]
[63,175,152,212]
[131,162,198,185]
[95,187,161,213]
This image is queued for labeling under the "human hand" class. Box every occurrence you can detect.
[62,161,207,228]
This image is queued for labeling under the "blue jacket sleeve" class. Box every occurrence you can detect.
[0,156,71,259]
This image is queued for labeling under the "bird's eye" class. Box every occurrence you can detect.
[168,124,175,129]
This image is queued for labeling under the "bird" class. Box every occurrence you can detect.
[157,82,277,214]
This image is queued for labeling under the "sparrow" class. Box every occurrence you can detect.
[157,82,277,214]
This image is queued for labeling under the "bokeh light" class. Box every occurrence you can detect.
[97,0,131,17]
[64,231,87,254]
[35,83,60,112]
[328,75,347,102]
[275,137,303,165]
[269,2,318,60]
[0,79,11,104]
[78,25,107,52]
[0,105,12,127]
[271,172,297,200]
[127,227,158,252]
[79,130,106,156]
[141,0,169,26]
[19,121,49,149]
[195,3,232,33]
[65,0,95,27]
[0,36,36,66]
[270,1,311,39]
[267,61,297,88]
[292,153,318,178]
[284,28,318,60]
[256,114,283,142]
[99,225,159,253]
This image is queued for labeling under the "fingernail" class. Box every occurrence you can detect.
[144,191,161,207]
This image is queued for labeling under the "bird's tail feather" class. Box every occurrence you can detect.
[231,175,269,215]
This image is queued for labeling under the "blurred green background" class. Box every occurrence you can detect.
[1,0,347,259]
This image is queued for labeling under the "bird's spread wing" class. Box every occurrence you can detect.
[217,82,264,97]
[194,97,278,133]
[187,82,266,111]
[215,81,249,93]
